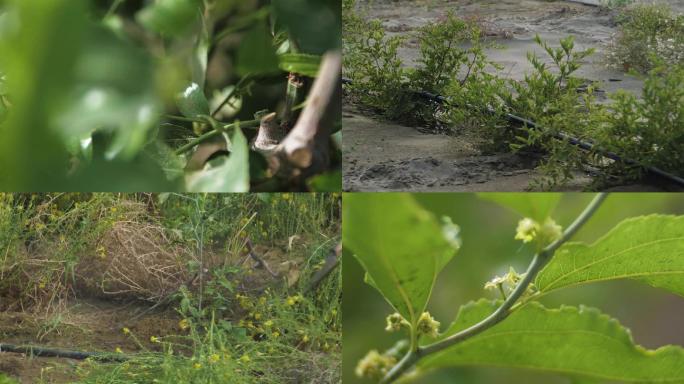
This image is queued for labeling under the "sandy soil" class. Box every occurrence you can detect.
[343,0,682,192]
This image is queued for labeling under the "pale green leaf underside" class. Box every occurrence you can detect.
[185,128,249,192]
[419,300,684,383]
[478,193,562,221]
[536,215,684,296]
[342,194,459,325]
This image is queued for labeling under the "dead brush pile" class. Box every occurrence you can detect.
[76,210,193,303]
[0,198,195,313]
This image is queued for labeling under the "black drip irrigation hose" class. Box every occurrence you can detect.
[342,77,684,188]
[0,343,129,362]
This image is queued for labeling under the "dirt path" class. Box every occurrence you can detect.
[344,0,680,191]
[0,299,181,383]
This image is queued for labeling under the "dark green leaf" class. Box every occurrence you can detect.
[136,0,201,37]
[278,53,321,77]
[236,23,280,76]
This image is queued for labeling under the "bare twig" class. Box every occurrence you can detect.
[276,50,341,171]
[242,237,279,278]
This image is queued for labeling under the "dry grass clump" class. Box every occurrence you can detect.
[0,198,195,312]
[76,219,193,303]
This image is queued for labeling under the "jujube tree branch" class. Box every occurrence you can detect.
[381,192,608,383]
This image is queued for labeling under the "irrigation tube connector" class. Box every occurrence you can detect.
[0,343,130,362]
[342,77,684,188]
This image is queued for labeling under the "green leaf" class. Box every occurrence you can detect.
[0,0,88,190]
[56,25,159,161]
[186,128,250,192]
[536,215,684,296]
[272,0,341,54]
[307,170,341,191]
[0,373,18,384]
[236,23,280,76]
[278,53,321,77]
[0,97,7,123]
[177,83,210,118]
[342,194,460,326]
[419,300,684,383]
[136,0,201,37]
[478,193,562,221]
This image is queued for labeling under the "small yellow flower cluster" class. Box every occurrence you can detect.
[285,294,302,306]
[484,266,537,299]
[384,312,410,333]
[178,318,190,331]
[416,312,440,338]
[355,350,397,380]
[515,217,563,249]
[96,245,107,259]
[484,266,523,292]
[235,293,251,309]
[297,329,310,343]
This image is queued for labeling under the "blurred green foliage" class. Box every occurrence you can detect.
[0,0,341,191]
[343,193,684,383]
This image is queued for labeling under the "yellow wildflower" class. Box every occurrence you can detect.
[115,347,123,353]
[193,363,202,369]
[122,327,130,335]
[178,319,190,331]
[515,218,539,243]
[239,354,250,363]
[416,312,440,338]
[150,336,160,343]
[208,354,220,364]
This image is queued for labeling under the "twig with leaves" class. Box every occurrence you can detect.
[379,193,608,383]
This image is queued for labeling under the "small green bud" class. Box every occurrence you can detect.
[416,311,440,338]
[355,350,397,380]
[538,218,563,246]
[385,312,409,333]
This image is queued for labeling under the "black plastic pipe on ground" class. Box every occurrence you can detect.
[0,343,129,362]
[342,77,684,188]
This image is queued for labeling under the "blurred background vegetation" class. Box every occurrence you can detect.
[343,193,684,383]
[0,0,341,192]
